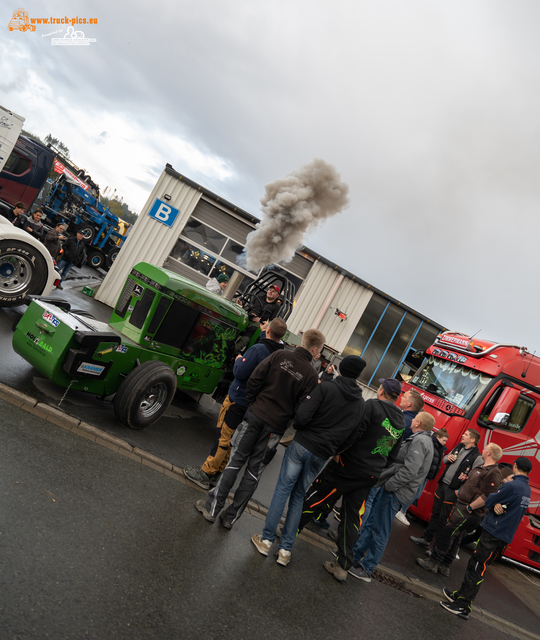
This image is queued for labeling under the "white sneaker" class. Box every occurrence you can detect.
[276,549,291,566]
[251,534,272,556]
[395,511,410,526]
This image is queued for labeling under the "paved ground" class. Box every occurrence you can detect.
[1,272,539,638]
[0,399,522,640]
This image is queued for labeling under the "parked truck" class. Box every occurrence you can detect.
[0,133,129,271]
[406,330,540,573]
[12,263,295,428]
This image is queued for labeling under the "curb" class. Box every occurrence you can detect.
[1,382,538,640]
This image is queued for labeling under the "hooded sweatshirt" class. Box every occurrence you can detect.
[228,338,284,407]
[331,398,406,480]
[293,376,365,460]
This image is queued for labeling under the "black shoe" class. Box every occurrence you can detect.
[410,535,431,548]
[333,506,341,522]
[443,587,457,603]
[439,600,469,620]
[184,467,212,490]
[195,499,216,522]
[56,283,63,290]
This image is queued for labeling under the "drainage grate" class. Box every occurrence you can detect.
[372,569,420,597]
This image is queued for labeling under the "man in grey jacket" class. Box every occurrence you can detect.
[349,411,435,582]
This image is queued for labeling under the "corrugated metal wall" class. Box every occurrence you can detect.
[96,169,202,307]
[287,260,373,353]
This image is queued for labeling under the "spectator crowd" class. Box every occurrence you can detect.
[184,316,532,622]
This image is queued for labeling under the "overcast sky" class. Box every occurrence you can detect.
[3,0,540,352]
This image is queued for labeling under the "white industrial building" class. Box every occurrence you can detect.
[97,164,445,396]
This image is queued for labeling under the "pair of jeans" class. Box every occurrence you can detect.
[57,259,74,283]
[353,487,403,575]
[262,441,325,551]
[399,478,427,514]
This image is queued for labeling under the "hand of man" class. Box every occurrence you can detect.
[494,503,505,515]
[259,320,269,332]
[448,453,457,463]
[458,472,467,481]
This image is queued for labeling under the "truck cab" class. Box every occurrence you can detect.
[406,331,540,572]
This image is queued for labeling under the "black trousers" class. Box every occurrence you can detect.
[431,502,481,566]
[454,530,506,608]
[297,462,377,571]
[424,483,458,542]
[205,409,279,526]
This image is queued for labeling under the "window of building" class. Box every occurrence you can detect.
[343,293,444,390]
[169,216,305,298]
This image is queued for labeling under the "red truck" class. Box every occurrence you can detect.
[406,331,540,573]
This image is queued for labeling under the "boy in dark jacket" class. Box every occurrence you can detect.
[184,318,287,489]
[196,328,325,529]
[251,355,366,566]
[410,428,482,549]
[56,230,86,287]
[440,457,532,620]
[296,378,407,579]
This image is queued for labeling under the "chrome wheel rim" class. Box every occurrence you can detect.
[0,254,33,294]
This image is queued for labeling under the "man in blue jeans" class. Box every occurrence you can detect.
[350,411,435,582]
[251,355,366,566]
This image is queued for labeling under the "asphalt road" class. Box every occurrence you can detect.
[0,399,520,640]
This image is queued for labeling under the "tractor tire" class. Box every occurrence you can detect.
[106,247,119,268]
[0,240,47,307]
[113,361,177,430]
[87,250,105,269]
[78,224,97,242]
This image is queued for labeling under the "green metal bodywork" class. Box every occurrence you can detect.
[12,262,251,397]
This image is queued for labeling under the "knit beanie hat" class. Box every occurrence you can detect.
[339,355,366,379]
[217,274,230,283]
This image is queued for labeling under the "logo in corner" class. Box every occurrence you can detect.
[8,8,36,32]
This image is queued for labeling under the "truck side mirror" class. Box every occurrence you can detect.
[488,387,521,425]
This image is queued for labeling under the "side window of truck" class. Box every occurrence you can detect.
[478,386,535,433]
[3,152,31,176]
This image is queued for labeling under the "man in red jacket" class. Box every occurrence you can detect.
[196,328,325,529]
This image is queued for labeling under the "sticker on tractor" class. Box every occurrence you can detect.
[42,311,60,327]
[176,366,186,376]
[116,345,128,353]
[133,284,143,298]
[128,305,134,313]
[77,362,106,376]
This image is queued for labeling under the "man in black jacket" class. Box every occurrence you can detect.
[44,223,67,260]
[196,328,325,529]
[56,230,86,288]
[410,428,482,549]
[251,355,366,566]
[296,378,407,580]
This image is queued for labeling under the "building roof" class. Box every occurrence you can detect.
[164,163,447,331]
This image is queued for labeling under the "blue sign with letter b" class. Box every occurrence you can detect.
[148,198,180,228]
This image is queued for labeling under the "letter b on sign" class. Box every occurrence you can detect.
[148,198,180,228]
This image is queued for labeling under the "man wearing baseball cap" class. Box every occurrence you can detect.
[440,456,532,620]
[296,377,407,581]
[252,284,281,322]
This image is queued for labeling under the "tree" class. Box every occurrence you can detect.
[44,134,70,158]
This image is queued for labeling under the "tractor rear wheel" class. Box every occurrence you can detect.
[113,361,177,429]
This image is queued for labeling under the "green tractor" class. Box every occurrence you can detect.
[12,263,296,429]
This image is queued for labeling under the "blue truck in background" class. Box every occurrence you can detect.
[0,133,130,271]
